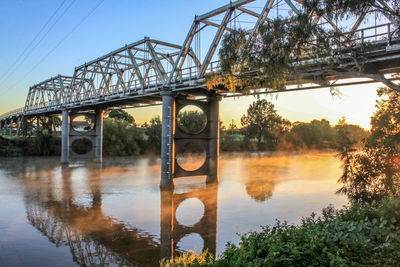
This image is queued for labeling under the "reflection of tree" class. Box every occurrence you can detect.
[245,181,275,202]
[240,156,290,202]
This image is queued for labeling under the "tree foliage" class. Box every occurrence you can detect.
[338,87,400,202]
[144,116,162,153]
[177,110,207,134]
[167,197,400,266]
[107,109,135,125]
[284,119,335,149]
[209,0,400,93]
[240,99,290,150]
[103,118,144,156]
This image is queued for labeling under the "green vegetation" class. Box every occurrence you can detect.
[0,130,60,157]
[107,109,135,125]
[208,0,399,93]
[240,99,290,150]
[221,100,368,152]
[164,198,400,266]
[0,104,368,156]
[338,88,400,203]
[164,87,400,266]
[143,116,162,153]
[177,109,207,134]
[103,118,145,156]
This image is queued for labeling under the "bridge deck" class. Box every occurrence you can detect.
[0,0,399,122]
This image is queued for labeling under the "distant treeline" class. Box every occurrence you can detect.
[0,101,368,157]
[221,117,368,152]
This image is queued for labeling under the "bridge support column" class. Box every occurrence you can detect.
[61,109,70,163]
[8,121,13,136]
[16,116,23,136]
[161,91,175,188]
[94,109,104,162]
[207,94,221,184]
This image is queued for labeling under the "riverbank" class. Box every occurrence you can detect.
[0,132,60,157]
[165,197,400,266]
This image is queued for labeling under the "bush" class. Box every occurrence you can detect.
[170,197,400,266]
[103,118,145,156]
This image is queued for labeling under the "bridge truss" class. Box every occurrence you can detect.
[0,0,399,185]
[0,0,399,121]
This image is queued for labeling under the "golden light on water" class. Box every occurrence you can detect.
[0,152,348,265]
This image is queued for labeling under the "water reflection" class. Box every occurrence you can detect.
[161,183,217,260]
[0,153,347,266]
[21,163,160,265]
[0,158,217,265]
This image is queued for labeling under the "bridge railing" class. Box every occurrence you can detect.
[2,22,398,120]
[350,23,397,44]
[0,107,25,121]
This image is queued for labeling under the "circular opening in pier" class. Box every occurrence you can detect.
[71,115,94,133]
[71,138,93,155]
[177,105,207,135]
[176,233,204,254]
[176,197,205,226]
[176,142,206,171]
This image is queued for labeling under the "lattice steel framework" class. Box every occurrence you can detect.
[25,75,73,112]
[0,0,399,121]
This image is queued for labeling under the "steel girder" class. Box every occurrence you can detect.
[0,0,398,121]
[24,75,73,112]
[64,38,185,105]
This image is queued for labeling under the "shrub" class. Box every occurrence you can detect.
[170,197,400,266]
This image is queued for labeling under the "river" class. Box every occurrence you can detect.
[0,152,347,266]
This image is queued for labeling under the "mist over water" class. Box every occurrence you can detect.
[0,152,347,266]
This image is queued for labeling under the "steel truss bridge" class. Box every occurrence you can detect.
[0,0,399,186]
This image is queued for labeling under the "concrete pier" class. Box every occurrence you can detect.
[160,91,221,187]
[61,109,70,163]
[95,109,104,162]
[207,94,221,184]
[160,91,175,187]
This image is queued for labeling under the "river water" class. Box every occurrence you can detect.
[0,152,347,266]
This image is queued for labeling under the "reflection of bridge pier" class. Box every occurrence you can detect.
[1,157,221,265]
[160,184,218,261]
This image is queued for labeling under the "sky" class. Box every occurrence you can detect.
[0,0,386,129]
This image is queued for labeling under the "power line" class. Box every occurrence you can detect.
[0,0,76,89]
[5,0,106,95]
[0,0,68,85]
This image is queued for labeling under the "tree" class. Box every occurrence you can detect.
[338,87,400,202]
[241,99,290,150]
[334,117,369,149]
[284,119,336,149]
[228,119,238,135]
[107,109,135,125]
[103,118,143,156]
[144,116,162,153]
[177,110,207,134]
[210,0,400,93]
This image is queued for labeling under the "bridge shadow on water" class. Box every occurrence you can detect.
[0,157,219,266]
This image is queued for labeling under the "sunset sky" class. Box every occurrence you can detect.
[0,0,385,129]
